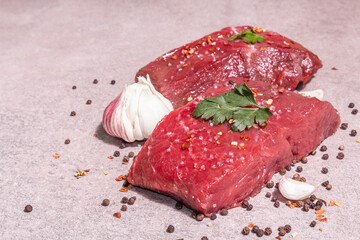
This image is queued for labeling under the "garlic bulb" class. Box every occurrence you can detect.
[297,89,324,100]
[102,74,173,142]
[278,176,317,200]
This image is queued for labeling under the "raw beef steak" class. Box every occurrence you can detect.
[127,78,339,216]
[136,26,322,108]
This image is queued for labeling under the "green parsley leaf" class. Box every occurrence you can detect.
[228,28,265,44]
[192,83,273,132]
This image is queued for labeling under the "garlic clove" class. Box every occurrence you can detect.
[278,176,317,200]
[297,89,324,100]
[102,74,173,142]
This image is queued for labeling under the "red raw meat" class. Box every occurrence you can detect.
[127,78,339,216]
[136,26,322,109]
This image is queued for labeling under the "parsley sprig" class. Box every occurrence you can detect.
[192,84,273,132]
[228,28,265,44]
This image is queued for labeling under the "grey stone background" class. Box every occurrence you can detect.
[0,0,359,239]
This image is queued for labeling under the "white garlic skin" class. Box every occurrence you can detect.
[297,89,324,100]
[102,75,173,142]
[278,176,316,200]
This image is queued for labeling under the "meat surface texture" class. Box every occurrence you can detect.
[136,26,322,109]
[127,78,339,216]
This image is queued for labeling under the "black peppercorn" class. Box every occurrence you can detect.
[175,202,183,210]
[303,204,310,212]
[322,154,329,160]
[279,168,286,175]
[121,197,128,204]
[256,229,264,237]
[351,109,358,115]
[241,200,249,208]
[285,165,291,171]
[348,103,355,108]
[296,166,303,173]
[265,192,271,198]
[121,205,127,211]
[196,213,205,221]
[337,152,344,159]
[321,167,328,174]
[166,225,175,233]
[102,199,110,206]
[210,213,217,220]
[340,123,348,130]
[310,195,317,202]
[350,130,357,137]
[301,157,308,164]
[264,227,272,236]
[127,197,136,205]
[220,209,228,216]
[310,221,316,227]
[274,200,280,208]
[279,229,286,236]
[284,224,291,233]
[113,151,120,157]
[266,181,274,188]
[93,79,98,84]
[252,225,260,233]
[111,80,116,85]
[242,226,250,235]
[24,205,33,213]
[246,204,253,211]
[320,145,327,152]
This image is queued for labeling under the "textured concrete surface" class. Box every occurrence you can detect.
[1,0,360,239]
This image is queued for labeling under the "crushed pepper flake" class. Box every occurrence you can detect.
[119,188,128,192]
[334,201,342,207]
[356,138,360,143]
[108,156,114,159]
[275,236,282,240]
[315,209,325,215]
[181,142,189,150]
[93,133,97,137]
[319,218,327,222]
[113,212,122,218]
[214,140,221,145]
[171,55,178,60]
[104,171,109,175]
[289,203,296,209]
[74,169,88,177]
[53,153,60,159]
[260,46,266,50]
[248,222,254,228]
[238,145,245,150]
[115,175,127,181]
[329,200,335,206]
[316,214,324,220]
[240,136,250,141]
